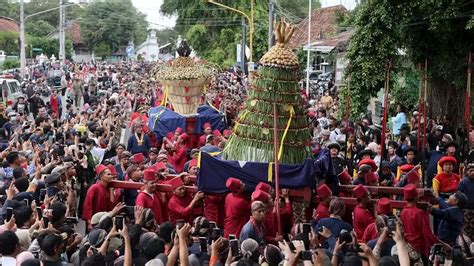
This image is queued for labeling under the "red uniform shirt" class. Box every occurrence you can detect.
[198,135,207,147]
[204,194,226,227]
[167,194,194,224]
[136,191,165,224]
[314,202,330,221]
[433,173,461,193]
[170,144,187,173]
[82,183,116,221]
[400,205,439,256]
[353,205,375,241]
[362,222,378,243]
[224,193,251,237]
[265,202,292,244]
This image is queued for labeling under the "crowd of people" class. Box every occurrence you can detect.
[0,60,473,266]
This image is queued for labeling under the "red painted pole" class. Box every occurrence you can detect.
[417,64,423,151]
[273,103,282,235]
[380,59,392,164]
[466,52,472,146]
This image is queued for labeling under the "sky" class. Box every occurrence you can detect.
[131,0,357,30]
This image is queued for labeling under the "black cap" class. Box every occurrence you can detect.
[45,172,61,186]
[455,191,468,208]
[358,149,374,159]
[403,146,417,156]
[327,142,341,151]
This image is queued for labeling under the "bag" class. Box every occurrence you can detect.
[458,231,473,257]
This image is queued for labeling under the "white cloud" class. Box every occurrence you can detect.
[131,0,177,29]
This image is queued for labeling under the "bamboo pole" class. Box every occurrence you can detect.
[273,103,282,235]
[466,52,472,146]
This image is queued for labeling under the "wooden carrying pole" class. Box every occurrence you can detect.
[273,103,282,235]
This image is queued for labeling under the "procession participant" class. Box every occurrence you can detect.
[240,201,267,245]
[314,184,332,221]
[320,130,331,148]
[82,164,119,230]
[400,184,439,260]
[130,153,146,170]
[183,149,199,173]
[364,171,379,186]
[328,143,346,175]
[378,161,394,186]
[387,141,402,173]
[110,144,126,165]
[122,165,142,206]
[167,176,204,224]
[458,163,474,240]
[200,135,220,154]
[353,184,375,241]
[147,148,159,166]
[114,150,131,181]
[198,122,213,147]
[353,163,373,186]
[169,133,188,173]
[361,198,392,243]
[135,168,165,224]
[433,156,461,197]
[224,177,251,238]
[127,123,151,155]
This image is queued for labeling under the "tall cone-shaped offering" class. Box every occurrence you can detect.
[223,19,313,164]
[157,41,212,115]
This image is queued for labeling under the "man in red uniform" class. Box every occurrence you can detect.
[314,184,332,221]
[135,168,165,224]
[198,122,212,147]
[362,197,391,243]
[224,177,251,237]
[352,184,375,241]
[167,176,204,224]
[433,156,461,195]
[169,133,188,173]
[400,184,439,259]
[204,164,226,227]
[131,153,146,171]
[82,165,118,230]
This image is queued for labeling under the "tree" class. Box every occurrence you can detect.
[342,0,473,125]
[79,0,147,52]
[25,20,55,37]
[154,28,179,47]
[93,42,112,60]
[0,32,19,55]
[1,60,20,70]
[28,36,73,59]
[276,0,321,22]
[161,0,269,66]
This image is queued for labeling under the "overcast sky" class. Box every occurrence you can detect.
[131,0,357,29]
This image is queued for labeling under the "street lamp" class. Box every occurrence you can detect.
[19,1,83,78]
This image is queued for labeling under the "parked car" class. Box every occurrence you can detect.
[0,78,22,105]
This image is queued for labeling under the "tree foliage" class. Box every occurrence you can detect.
[161,0,323,67]
[27,36,73,59]
[1,60,20,70]
[25,20,55,37]
[0,32,19,55]
[79,0,147,53]
[343,0,473,123]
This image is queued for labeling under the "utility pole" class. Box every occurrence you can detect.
[268,0,275,49]
[19,0,26,78]
[305,0,312,96]
[241,16,246,73]
[59,0,65,65]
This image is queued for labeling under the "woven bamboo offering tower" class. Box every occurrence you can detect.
[157,41,212,115]
[223,19,313,164]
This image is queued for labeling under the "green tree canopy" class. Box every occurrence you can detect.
[161,0,321,67]
[25,20,55,37]
[343,0,473,124]
[0,32,19,55]
[79,0,147,54]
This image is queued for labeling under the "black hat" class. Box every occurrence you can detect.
[455,191,468,208]
[327,142,341,151]
[445,142,458,149]
[45,172,61,186]
[387,141,398,149]
[358,149,375,159]
[403,146,417,156]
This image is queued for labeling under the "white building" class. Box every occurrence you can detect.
[136,30,172,62]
